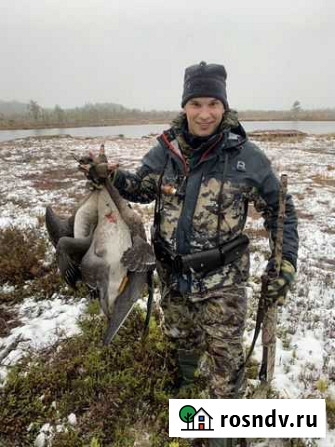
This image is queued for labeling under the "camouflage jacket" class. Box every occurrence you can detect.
[113,115,299,296]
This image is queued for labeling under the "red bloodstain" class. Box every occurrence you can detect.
[105,213,117,223]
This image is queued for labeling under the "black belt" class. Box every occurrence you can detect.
[153,234,249,275]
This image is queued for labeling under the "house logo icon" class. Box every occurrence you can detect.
[179,405,214,431]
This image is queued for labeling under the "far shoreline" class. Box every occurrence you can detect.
[1,117,335,132]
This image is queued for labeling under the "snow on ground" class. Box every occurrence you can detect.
[0,135,155,386]
[252,135,335,396]
[0,133,334,445]
[0,295,87,384]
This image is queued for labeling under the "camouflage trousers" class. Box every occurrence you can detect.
[159,277,248,399]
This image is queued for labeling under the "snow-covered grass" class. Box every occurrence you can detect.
[0,296,87,384]
[0,133,334,446]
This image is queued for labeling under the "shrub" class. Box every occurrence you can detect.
[0,227,46,286]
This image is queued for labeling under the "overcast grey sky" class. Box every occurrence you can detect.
[1,0,334,111]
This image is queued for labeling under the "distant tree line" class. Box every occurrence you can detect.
[0,100,177,129]
[238,101,335,121]
[0,100,335,130]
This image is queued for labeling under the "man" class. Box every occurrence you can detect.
[83,62,298,446]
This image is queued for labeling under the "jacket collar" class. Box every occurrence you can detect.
[158,110,247,173]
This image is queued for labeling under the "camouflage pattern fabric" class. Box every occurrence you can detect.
[113,113,298,295]
[106,112,297,406]
[159,262,247,399]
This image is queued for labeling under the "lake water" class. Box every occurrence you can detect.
[0,121,334,143]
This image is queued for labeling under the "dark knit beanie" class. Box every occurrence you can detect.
[181,61,228,109]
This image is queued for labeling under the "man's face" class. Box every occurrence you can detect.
[183,97,225,137]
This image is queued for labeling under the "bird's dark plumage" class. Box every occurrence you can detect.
[56,234,93,288]
[45,206,74,248]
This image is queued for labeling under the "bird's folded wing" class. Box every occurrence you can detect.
[45,206,74,248]
[121,235,155,272]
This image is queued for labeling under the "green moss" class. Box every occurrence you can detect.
[245,358,259,380]
[316,379,328,394]
[326,397,335,429]
[0,306,181,446]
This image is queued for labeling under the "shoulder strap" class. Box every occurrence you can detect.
[216,150,229,245]
[153,156,170,234]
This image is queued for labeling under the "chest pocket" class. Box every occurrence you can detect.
[192,175,252,248]
[217,180,252,237]
[221,181,251,213]
[159,157,186,205]
[161,157,184,185]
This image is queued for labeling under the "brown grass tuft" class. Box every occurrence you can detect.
[312,174,335,187]
[31,179,74,190]
[297,210,315,220]
[0,306,21,337]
